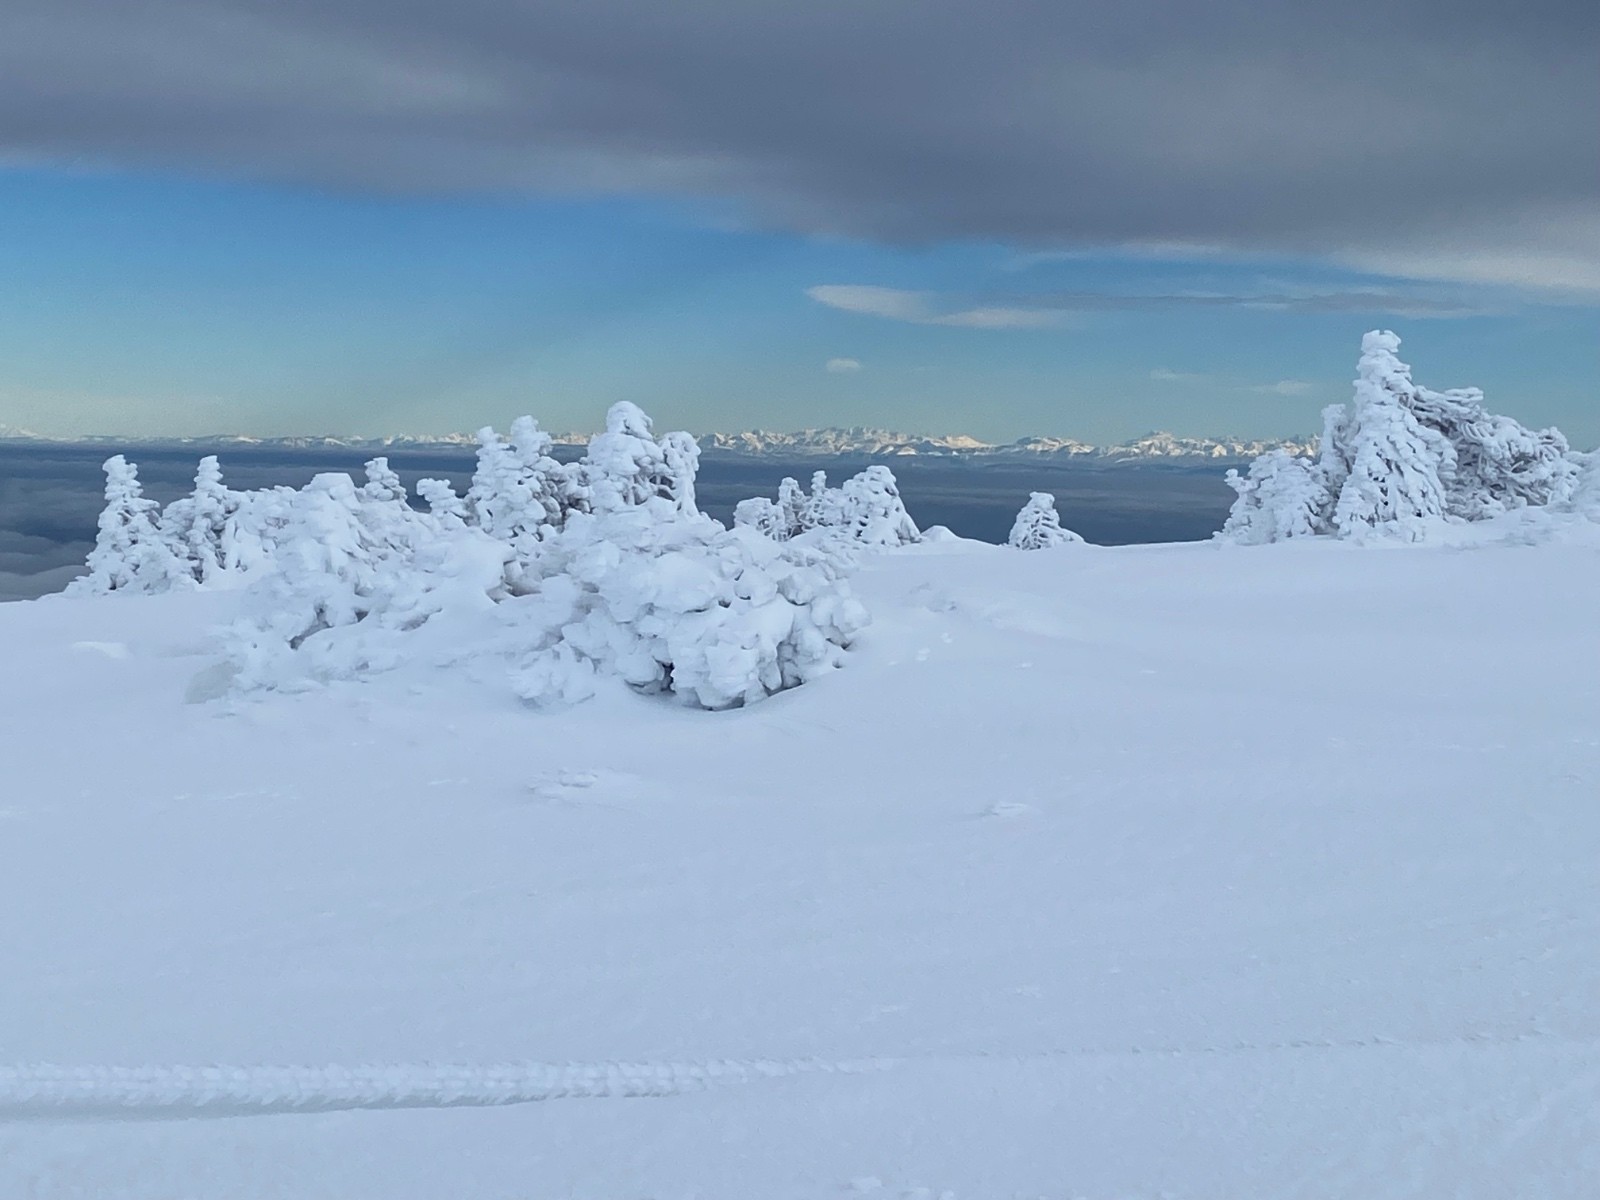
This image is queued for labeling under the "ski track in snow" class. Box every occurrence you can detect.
[0,1058,891,1118]
[6,1028,1596,1120]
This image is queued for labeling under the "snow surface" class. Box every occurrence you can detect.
[4,527,1600,1198]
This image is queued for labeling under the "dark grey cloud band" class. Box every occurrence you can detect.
[1,0,1594,285]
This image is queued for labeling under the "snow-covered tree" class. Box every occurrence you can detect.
[507,507,869,710]
[778,476,812,536]
[736,465,921,547]
[1220,452,1331,545]
[732,496,787,540]
[464,418,576,588]
[582,402,700,516]
[1007,492,1085,549]
[416,477,468,526]
[220,485,297,577]
[225,473,506,690]
[360,457,408,505]
[1220,330,1576,544]
[158,455,237,585]
[1405,384,1576,518]
[1329,332,1453,538]
[68,455,190,595]
[836,465,922,546]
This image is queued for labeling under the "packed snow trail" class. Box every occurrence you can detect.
[0,1058,892,1117]
[4,1029,1588,1119]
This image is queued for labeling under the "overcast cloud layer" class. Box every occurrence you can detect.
[1,0,1596,288]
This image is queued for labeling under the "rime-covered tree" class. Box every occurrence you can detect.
[360,457,408,505]
[778,476,812,537]
[1220,452,1331,544]
[1329,332,1453,538]
[837,465,921,546]
[1219,330,1575,544]
[582,402,700,516]
[1406,384,1576,518]
[416,477,469,526]
[737,465,920,547]
[158,455,237,584]
[1007,492,1085,549]
[69,455,190,595]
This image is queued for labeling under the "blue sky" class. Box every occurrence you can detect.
[0,1,1593,445]
[3,168,1593,444]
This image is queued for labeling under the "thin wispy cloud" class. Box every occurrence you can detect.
[1252,379,1316,397]
[809,282,1494,329]
[824,357,862,374]
[806,286,1072,330]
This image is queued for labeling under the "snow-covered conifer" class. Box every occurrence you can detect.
[69,455,190,595]
[1007,492,1085,549]
[582,402,700,517]
[157,455,238,585]
[1330,332,1453,538]
[1406,384,1577,518]
[837,465,921,546]
[416,478,469,526]
[360,457,408,505]
[1220,452,1331,544]
[737,466,920,546]
[778,476,812,537]
[1219,330,1573,544]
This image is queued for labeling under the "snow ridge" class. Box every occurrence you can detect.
[0,1058,893,1116]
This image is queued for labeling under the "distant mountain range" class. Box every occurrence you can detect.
[0,423,1315,463]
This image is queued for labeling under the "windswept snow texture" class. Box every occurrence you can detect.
[4,527,1600,1197]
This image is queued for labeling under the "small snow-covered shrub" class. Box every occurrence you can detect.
[736,465,921,547]
[1007,492,1085,549]
[1219,330,1580,544]
[507,506,868,711]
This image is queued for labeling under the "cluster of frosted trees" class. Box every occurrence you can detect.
[733,466,923,547]
[72,403,888,709]
[1221,331,1578,544]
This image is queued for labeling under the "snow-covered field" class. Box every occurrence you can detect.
[4,524,1600,1197]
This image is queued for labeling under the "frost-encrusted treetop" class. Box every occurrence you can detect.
[1007,493,1085,549]
[1220,330,1578,544]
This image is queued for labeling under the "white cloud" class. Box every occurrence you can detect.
[1150,368,1203,383]
[824,357,862,374]
[1252,379,1315,397]
[807,285,1069,330]
[932,306,1064,330]
[806,285,933,322]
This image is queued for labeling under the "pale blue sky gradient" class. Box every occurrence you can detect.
[3,170,1593,445]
